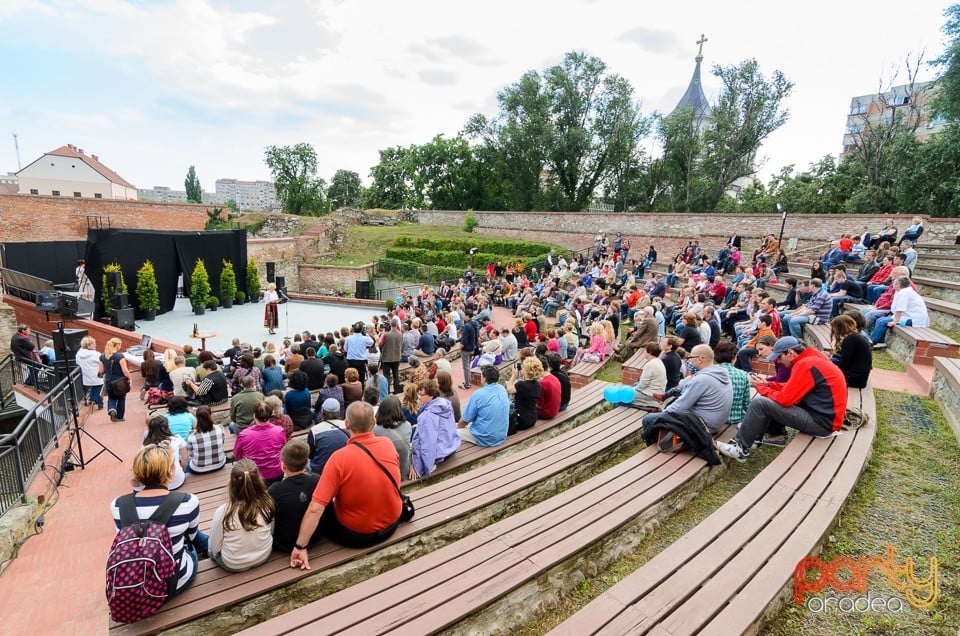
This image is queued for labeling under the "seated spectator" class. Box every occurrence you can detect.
[289,402,403,569]
[870,217,898,249]
[545,352,571,412]
[315,373,345,419]
[537,357,562,419]
[734,314,776,372]
[829,315,872,389]
[184,360,229,406]
[229,375,265,435]
[781,279,831,340]
[413,325,436,357]
[870,276,930,348]
[676,312,703,350]
[507,356,543,433]
[642,345,733,435]
[900,216,924,244]
[140,350,166,397]
[260,355,285,395]
[340,367,364,410]
[631,342,667,411]
[401,382,420,425]
[374,395,412,478]
[283,371,313,431]
[182,343,199,368]
[233,401,286,485]
[661,336,684,390]
[366,362,389,401]
[169,355,197,399]
[436,370,461,422]
[405,355,428,386]
[714,341,751,426]
[209,459,275,573]
[718,337,847,462]
[165,396,196,441]
[265,393,294,440]
[268,440,321,553]
[409,379,459,479]
[110,445,207,599]
[186,406,226,474]
[307,398,349,475]
[141,415,187,491]
[458,365,510,446]
[232,353,262,394]
[820,240,845,270]
[323,344,348,383]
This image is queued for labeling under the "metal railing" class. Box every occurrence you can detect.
[0,357,81,519]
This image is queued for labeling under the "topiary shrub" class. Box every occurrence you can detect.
[246,259,261,300]
[190,259,211,310]
[463,209,478,233]
[135,260,160,316]
[219,259,237,308]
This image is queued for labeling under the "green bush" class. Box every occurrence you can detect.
[385,247,548,269]
[375,258,462,283]
[135,261,160,313]
[385,298,395,311]
[464,209,478,233]
[392,235,554,257]
[191,259,211,309]
[246,259,261,300]
[101,262,127,315]
[219,259,237,305]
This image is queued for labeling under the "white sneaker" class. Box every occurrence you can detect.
[717,439,750,463]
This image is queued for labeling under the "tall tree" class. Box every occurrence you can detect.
[466,51,648,211]
[365,146,415,209]
[264,143,329,215]
[327,169,362,209]
[184,165,202,203]
[934,4,960,121]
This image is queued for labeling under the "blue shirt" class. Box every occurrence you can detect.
[461,383,510,447]
[367,373,389,400]
[343,333,373,361]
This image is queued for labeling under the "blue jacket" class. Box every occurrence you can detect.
[460,319,478,353]
[411,398,460,477]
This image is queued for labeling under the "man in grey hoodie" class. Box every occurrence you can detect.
[641,344,733,434]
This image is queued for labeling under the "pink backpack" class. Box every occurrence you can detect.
[106,493,185,624]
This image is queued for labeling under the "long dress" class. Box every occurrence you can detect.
[263,289,279,330]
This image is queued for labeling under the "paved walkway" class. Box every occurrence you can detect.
[0,306,517,633]
[0,305,936,633]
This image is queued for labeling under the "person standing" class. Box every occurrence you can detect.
[263,283,279,335]
[11,324,40,388]
[380,321,403,394]
[459,310,479,389]
[99,337,132,422]
[343,323,373,384]
[75,336,104,409]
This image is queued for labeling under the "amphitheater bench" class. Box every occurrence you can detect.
[110,394,639,636]
[550,385,876,636]
[889,325,960,366]
[469,357,514,388]
[621,349,646,384]
[802,322,833,353]
[931,357,960,442]
[568,357,612,389]
[236,425,733,636]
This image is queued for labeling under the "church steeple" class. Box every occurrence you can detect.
[672,33,712,120]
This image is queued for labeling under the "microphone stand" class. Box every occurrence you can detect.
[277,289,290,339]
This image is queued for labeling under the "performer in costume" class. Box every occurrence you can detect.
[263,282,279,335]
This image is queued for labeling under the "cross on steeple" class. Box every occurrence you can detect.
[696,33,708,63]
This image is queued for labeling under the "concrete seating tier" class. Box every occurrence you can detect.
[237,424,733,636]
[550,385,876,636]
[913,262,960,283]
[888,325,960,366]
[108,393,650,636]
[931,357,960,443]
[568,356,613,389]
[913,275,960,305]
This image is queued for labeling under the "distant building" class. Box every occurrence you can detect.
[16,144,136,199]
[214,178,279,212]
[671,35,713,125]
[842,80,947,156]
[0,172,18,195]
[137,185,190,203]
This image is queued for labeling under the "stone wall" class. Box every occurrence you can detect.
[415,210,960,256]
[298,264,372,294]
[0,194,215,242]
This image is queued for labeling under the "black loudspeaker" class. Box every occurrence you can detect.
[275,275,285,291]
[57,294,79,316]
[53,328,87,358]
[36,291,60,311]
[266,262,276,283]
[112,293,130,309]
[107,271,122,288]
[356,280,370,299]
[111,307,135,330]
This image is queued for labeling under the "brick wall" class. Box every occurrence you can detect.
[0,194,217,241]
[298,264,373,294]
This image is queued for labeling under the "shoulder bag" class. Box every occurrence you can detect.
[351,441,415,522]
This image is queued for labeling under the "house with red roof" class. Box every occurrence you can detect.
[16,144,136,200]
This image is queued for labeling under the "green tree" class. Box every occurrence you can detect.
[219,259,237,307]
[135,260,160,314]
[264,143,329,215]
[184,165,202,203]
[466,51,648,211]
[190,259,210,309]
[327,169,362,209]
[246,258,262,300]
[934,4,960,121]
[224,199,238,213]
[365,146,415,209]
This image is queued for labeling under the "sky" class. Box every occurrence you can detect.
[0,0,954,194]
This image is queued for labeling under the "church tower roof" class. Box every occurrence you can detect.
[672,34,712,120]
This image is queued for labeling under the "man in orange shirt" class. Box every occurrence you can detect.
[289,401,402,569]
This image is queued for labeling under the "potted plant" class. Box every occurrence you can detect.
[235,290,246,305]
[135,260,160,320]
[246,258,261,301]
[219,259,237,309]
[385,298,395,312]
[190,258,210,315]
[207,295,219,312]
[101,262,126,316]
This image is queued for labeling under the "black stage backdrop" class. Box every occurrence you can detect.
[83,229,247,316]
[1,241,87,286]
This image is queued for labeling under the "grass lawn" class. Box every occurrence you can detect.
[323,223,509,266]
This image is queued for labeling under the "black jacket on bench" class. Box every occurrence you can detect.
[642,411,722,466]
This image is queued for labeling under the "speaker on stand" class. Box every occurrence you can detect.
[266,262,276,283]
[355,280,371,299]
[111,308,135,330]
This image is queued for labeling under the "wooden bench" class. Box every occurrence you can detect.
[889,325,960,366]
[469,357,514,387]
[931,357,960,443]
[802,322,833,353]
[568,356,612,389]
[550,385,876,636]
[236,425,734,636]
[110,398,646,636]
[621,349,646,384]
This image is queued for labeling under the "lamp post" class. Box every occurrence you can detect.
[776,202,788,254]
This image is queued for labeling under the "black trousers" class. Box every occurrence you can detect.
[382,360,401,393]
[347,359,367,384]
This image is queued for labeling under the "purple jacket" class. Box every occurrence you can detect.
[412,398,460,477]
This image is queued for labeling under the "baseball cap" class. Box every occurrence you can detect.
[764,336,801,361]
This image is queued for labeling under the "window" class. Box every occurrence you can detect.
[847,124,862,134]
[94,193,102,199]
[73,192,81,197]
[52,190,60,196]
[850,102,866,115]
[29,188,38,195]
[893,95,909,106]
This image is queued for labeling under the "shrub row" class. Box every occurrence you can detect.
[393,235,555,257]
[385,247,547,269]
[375,258,463,283]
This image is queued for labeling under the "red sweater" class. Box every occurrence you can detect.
[756,347,847,433]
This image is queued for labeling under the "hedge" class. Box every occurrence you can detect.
[393,235,555,257]
[375,258,463,283]
[385,247,548,269]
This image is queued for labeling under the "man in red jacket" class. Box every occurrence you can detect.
[717,336,847,463]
